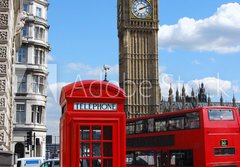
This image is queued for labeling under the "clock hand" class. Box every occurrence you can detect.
[139,6,147,11]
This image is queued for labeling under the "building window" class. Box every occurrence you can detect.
[34,27,45,40]
[34,49,45,65]
[17,47,27,63]
[32,75,45,94]
[32,105,43,124]
[17,75,27,93]
[16,104,26,124]
[36,7,42,17]
[23,3,28,12]
[22,25,28,37]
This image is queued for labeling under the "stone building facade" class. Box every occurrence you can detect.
[0,0,23,166]
[118,0,160,118]
[13,0,50,159]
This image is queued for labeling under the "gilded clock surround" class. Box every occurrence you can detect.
[130,0,153,20]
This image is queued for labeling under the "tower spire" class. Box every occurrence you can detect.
[232,92,236,107]
[176,88,180,102]
[168,84,173,112]
[191,88,194,97]
[208,94,211,106]
[220,93,224,106]
[182,85,186,109]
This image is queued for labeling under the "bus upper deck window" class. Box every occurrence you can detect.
[208,109,234,121]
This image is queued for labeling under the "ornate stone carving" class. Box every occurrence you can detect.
[0,132,4,142]
[0,64,6,74]
[15,11,27,36]
[0,113,4,126]
[0,31,7,41]
[0,98,5,107]
[0,46,7,58]
[0,0,9,8]
[0,14,8,27]
[0,80,6,92]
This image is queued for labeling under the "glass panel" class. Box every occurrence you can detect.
[22,26,27,37]
[103,142,112,157]
[36,108,42,123]
[80,159,89,167]
[135,120,143,133]
[126,152,134,165]
[80,143,90,157]
[18,47,27,63]
[103,126,112,140]
[23,3,28,12]
[16,104,26,124]
[148,118,154,132]
[92,143,101,157]
[36,7,42,17]
[32,76,38,93]
[170,150,193,166]
[155,120,167,132]
[126,122,135,135]
[141,151,154,165]
[35,27,38,39]
[54,160,59,165]
[17,75,27,93]
[185,112,200,129]
[31,111,34,123]
[168,117,184,130]
[208,109,234,121]
[130,151,154,165]
[92,159,101,167]
[92,126,101,140]
[103,159,112,167]
[80,126,90,140]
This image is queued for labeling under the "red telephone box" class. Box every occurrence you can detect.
[59,80,126,167]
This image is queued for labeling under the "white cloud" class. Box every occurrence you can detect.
[48,54,55,62]
[68,63,119,80]
[159,66,167,74]
[159,3,240,54]
[191,59,200,65]
[190,77,232,97]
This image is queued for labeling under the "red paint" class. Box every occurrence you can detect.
[60,80,126,167]
[126,106,240,167]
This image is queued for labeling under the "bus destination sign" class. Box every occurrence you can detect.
[74,103,117,111]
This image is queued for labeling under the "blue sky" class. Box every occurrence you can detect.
[46,0,240,136]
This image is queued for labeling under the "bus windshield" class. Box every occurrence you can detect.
[208,109,234,121]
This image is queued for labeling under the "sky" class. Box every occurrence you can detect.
[46,0,240,136]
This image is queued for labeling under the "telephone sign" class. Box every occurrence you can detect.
[74,103,117,111]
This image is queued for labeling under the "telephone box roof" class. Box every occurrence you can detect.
[60,80,126,105]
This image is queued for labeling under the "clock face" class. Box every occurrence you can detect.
[131,0,152,19]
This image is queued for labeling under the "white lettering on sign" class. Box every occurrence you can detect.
[74,103,117,111]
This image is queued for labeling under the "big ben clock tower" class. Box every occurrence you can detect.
[118,0,160,118]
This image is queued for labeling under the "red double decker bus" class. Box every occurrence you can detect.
[126,106,240,167]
